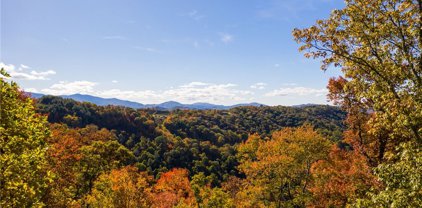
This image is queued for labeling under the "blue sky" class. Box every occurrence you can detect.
[1,0,344,105]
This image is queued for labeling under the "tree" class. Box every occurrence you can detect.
[237,125,331,207]
[86,166,153,208]
[293,0,422,206]
[0,69,53,207]
[151,168,196,208]
[76,140,135,199]
[190,172,234,208]
[43,124,130,207]
[293,0,421,160]
[308,146,378,207]
[355,141,422,207]
[43,124,84,207]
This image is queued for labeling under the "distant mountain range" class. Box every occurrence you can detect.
[28,92,265,110]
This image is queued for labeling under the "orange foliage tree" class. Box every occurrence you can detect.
[44,124,134,207]
[308,145,378,207]
[151,168,196,208]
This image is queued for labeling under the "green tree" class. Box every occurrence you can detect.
[76,140,135,199]
[191,172,234,208]
[355,141,421,207]
[0,69,53,207]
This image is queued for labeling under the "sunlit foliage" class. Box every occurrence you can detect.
[237,125,331,207]
[294,0,421,206]
[86,166,153,208]
[0,69,53,207]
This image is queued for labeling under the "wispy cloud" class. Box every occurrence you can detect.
[182,10,205,21]
[250,82,267,90]
[282,83,297,86]
[32,81,254,104]
[161,82,251,103]
[133,46,161,53]
[41,81,97,95]
[219,33,234,43]
[20,64,30,69]
[0,62,56,80]
[102,35,127,40]
[24,88,39,93]
[265,86,327,97]
[180,82,209,88]
[111,80,118,84]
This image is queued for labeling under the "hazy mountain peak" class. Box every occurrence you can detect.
[28,93,272,110]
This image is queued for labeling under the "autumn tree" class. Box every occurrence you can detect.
[237,125,331,207]
[43,124,85,207]
[308,146,378,207]
[293,0,421,206]
[0,69,53,207]
[43,124,133,207]
[151,168,196,208]
[86,166,153,208]
[293,0,421,162]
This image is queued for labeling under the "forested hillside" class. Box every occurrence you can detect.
[1,0,420,207]
[1,78,348,207]
[34,95,345,185]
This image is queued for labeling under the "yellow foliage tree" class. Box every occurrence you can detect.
[237,125,331,207]
[0,69,53,207]
[293,0,422,161]
[86,166,152,208]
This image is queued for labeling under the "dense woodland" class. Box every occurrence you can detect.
[34,95,345,186]
[1,0,421,207]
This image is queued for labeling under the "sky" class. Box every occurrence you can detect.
[1,0,345,106]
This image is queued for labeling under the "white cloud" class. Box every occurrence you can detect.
[0,62,56,80]
[162,82,250,103]
[133,46,161,53]
[20,64,30,69]
[265,87,328,97]
[111,80,118,84]
[35,81,254,104]
[219,33,234,43]
[180,82,209,88]
[282,83,297,86]
[41,81,97,95]
[97,89,160,101]
[250,82,267,90]
[24,88,39,93]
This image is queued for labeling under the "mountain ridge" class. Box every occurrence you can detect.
[27,92,266,110]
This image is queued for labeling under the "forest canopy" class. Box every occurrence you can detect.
[1,0,421,207]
